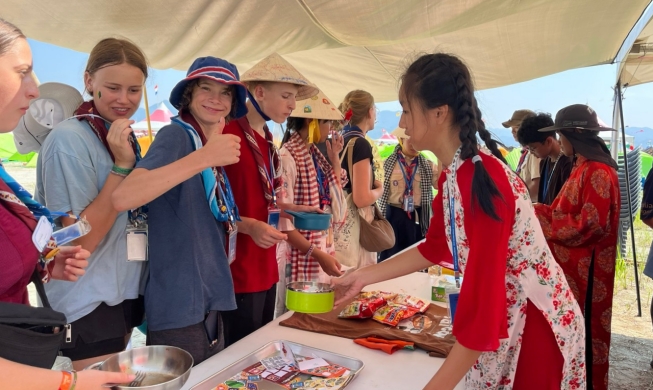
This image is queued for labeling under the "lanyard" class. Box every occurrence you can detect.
[263,147,278,207]
[542,157,559,200]
[446,148,462,288]
[311,151,331,208]
[398,153,419,195]
[214,167,240,230]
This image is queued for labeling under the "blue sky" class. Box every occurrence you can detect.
[28,38,653,130]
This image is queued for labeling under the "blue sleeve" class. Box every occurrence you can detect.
[136,124,192,171]
[39,127,100,216]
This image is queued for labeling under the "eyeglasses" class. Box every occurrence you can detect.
[526,144,542,152]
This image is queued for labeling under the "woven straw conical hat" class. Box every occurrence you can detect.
[241,53,319,101]
[290,90,343,120]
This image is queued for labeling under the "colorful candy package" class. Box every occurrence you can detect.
[372,304,419,327]
[391,294,430,313]
[338,296,386,319]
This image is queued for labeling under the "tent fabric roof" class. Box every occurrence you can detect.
[620,14,653,87]
[4,0,650,102]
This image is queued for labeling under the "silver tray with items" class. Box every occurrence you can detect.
[190,340,364,390]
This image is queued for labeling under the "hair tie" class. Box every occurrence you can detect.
[472,155,482,164]
[344,109,353,122]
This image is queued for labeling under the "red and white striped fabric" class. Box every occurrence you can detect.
[282,132,336,282]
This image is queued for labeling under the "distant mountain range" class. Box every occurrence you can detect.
[133,104,653,149]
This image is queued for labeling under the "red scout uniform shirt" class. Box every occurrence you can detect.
[223,117,279,293]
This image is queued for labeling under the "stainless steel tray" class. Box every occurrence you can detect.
[190,340,364,390]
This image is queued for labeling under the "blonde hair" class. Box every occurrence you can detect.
[0,18,24,57]
[85,38,149,93]
[339,90,374,126]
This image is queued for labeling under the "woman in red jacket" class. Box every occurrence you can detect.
[0,18,133,390]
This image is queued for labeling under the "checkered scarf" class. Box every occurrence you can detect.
[378,144,433,235]
[283,132,339,281]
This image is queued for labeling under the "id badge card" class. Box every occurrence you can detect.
[126,225,148,262]
[403,195,415,213]
[267,207,281,229]
[227,227,238,265]
[32,216,53,252]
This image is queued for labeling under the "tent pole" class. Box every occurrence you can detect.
[143,87,154,143]
[617,82,642,317]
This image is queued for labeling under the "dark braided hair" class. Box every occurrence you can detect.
[401,53,506,220]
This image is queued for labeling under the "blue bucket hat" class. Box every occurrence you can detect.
[169,57,248,119]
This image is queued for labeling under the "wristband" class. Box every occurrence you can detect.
[110,170,128,178]
[111,165,133,176]
[59,370,77,390]
[305,243,315,259]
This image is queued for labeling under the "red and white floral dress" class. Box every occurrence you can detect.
[418,149,586,389]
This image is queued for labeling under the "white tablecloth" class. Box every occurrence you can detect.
[181,272,464,389]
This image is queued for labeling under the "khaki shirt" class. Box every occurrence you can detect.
[388,157,440,206]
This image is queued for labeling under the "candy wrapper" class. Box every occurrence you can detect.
[357,291,397,301]
[391,294,430,313]
[296,357,349,378]
[338,296,386,319]
[372,304,419,327]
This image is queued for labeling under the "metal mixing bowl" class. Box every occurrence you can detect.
[86,345,193,390]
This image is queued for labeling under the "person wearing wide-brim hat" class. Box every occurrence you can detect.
[377,127,441,262]
[533,104,620,390]
[504,109,541,202]
[220,52,320,346]
[274,90,350,316]
[12,82,83,154]
[113,56,246,364]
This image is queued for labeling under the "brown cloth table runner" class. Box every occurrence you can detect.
[279,300,456,358]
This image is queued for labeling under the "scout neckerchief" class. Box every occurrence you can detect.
[515,148,528,174]
[342,124,365,139]
[0,164,59,281]
[173,111,240,228]
[237,116,282,207]
[311,149,331,209]
[75,101,148,227]
[75,101,140,163]
[397,149,419,219]
[378,144,433,235]
[283,132,337,282]
[445,147,463,288]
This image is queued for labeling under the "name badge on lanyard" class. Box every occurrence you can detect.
[227,224,238,265]
[32,216,53,252]
[403,194,415,213]
[399,155,418,213]
[127,225,148,262]
[265,147,281,229]
[268,207,281,229]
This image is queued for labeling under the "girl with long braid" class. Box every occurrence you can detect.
[333,53,585,389]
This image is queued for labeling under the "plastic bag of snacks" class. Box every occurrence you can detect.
[391,294,430,313]
[372,304,419,327]
[338,296,386,319]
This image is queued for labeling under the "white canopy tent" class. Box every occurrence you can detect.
[5,0,653,313]
[3,0,651,103]
[608,3,653,317]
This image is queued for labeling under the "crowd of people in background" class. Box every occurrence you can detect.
[0,14,629,390]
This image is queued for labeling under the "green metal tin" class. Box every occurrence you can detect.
[285,281,334,314]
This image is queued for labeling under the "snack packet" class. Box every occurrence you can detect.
[372,304,419,327]
[357,291,397,301]
[391,294,430,313]
[338,296,386,319]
